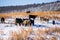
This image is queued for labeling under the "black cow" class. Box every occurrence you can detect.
[1,17,5,23]
[15,18,23,25]
[29,15,37,26]
[26,11,31,13]
[52,20,55,25]
[30,19,34,26]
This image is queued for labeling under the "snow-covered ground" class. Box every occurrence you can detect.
[0,23,60,40]
[0,18,60,40]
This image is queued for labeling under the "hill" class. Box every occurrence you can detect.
[0,1,60,13]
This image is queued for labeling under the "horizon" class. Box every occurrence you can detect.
[0,0,57,7]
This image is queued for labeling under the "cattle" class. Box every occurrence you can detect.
[15,15,37,26]
[23,19,30,26]
[29,15,37,26]
[15,18,23,25]
[52,20,55,25]
[1,17,5,23]
[40,17,49,21]
[26,11,31,13]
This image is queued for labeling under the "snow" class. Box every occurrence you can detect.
[0,24,60,40]
[0,18,60,40]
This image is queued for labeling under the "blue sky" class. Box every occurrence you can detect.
[0,0,57,7]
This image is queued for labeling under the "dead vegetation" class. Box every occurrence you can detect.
[0,11,60,20]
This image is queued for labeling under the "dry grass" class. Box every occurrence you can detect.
[0,26,60,40]
[0,11,60,20]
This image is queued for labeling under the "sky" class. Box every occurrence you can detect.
[0,0,57,7]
